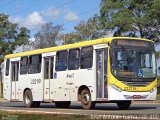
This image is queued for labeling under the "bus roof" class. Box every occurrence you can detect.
[5,37,153,59]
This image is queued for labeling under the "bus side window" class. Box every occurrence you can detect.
[56,50,68,71]
[20,56,28,75]
[68,48,80,70]
[80,46,93,69]
[5,59,10,76]
[28,54,42,74]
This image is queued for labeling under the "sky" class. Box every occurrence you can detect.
[0,0,159,72]
[0,0,101,37]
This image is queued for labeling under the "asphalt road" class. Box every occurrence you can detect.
[0,102,160,119]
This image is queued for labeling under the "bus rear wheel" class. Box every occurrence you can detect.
[55,101,71,108]
[117,101,131,110]
[80,89,95,109]
[23,89,40,108]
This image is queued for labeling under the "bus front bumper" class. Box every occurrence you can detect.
[108,86,157,101]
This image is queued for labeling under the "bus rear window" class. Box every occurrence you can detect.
[5,59,10,76]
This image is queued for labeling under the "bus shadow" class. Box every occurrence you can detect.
[5,102,157,111]
[39,104,157,111]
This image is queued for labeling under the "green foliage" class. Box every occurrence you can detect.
[34,23,63,49]
[100,0,160,43]
[63,33,81,44]
[0,13,30,61]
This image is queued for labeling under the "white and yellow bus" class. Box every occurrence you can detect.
[3,37,157,109]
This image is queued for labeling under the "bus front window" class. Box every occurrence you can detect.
[111,40,156,78]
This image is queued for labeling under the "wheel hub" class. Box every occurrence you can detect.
[25,94,30,104]
[83,94,90,105]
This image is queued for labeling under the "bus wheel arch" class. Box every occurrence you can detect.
[78,85,89,101]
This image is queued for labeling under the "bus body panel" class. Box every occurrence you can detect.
[18,73,43,101]
[52,68,96,101]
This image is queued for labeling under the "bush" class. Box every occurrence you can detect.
[0,83,2,96]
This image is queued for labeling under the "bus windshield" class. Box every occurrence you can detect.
[111,39,156,78]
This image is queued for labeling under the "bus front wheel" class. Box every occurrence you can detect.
[80,89,95,109]
[117,101,131,110]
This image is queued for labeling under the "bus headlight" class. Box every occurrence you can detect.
[150,86,157,93]
[111,84,122,92]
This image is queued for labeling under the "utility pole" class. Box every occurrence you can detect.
[63,32,66,45]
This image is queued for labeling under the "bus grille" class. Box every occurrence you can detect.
[122,81,152,86]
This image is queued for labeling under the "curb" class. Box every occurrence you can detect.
[132,100,160,104]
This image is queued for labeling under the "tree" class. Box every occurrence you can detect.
[0,13,30,61]
[100,0,160,43]
[34,23,63,49]
[73,14,105,42]
[61,33,81,44]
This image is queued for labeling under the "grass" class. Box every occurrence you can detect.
[0,111,89,120]
[0,95,3,98]
[157,95,160,100]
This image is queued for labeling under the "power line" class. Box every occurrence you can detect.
[18,0,76,24]
[0,0,16,10]
[10,0,52,16]
[55,6,100,24]
[29,6,100,32]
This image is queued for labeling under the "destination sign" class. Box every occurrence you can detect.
[116,40,149,47]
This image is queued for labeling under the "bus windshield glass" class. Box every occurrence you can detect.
[111,39,156,78]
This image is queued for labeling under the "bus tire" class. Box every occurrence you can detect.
[23,89,33,108]
[23,89,40,108]
[55,101,71,108]
[117,101,131,110]
[80,89,95,109]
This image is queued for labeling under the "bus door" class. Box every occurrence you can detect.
[11,61,19,100]
[43,57,54,100]
[96,48,108,99]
